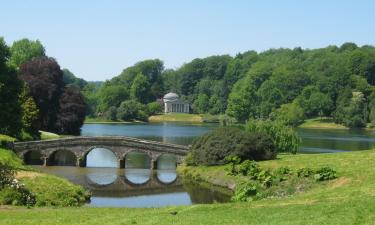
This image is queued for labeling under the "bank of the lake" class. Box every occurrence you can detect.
[299,117,348,129]
[0,148,90,207]
[1,150,375,224]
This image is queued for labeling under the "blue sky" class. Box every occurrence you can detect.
[1,0,374,81]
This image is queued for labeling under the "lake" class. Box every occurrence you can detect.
[81,122,375,153]
[35,122,375,207]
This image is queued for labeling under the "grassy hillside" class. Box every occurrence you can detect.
[1,150,375,224]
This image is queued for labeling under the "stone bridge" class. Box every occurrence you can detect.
[10,136,189,169]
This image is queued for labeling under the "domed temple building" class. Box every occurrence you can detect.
[162,92,190,113]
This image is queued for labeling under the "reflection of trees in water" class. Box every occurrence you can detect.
[157,154,176,170]
[50,150,76,166]
[125,152,150,169]
[182,180,231,204]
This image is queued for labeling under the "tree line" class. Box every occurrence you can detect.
[86,43,375,128]
[0,38,86,139]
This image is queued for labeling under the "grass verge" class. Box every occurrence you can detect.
[149,113,204,122]
[40,131,60,140]
[0,148,90,208]
[299,117,347,129]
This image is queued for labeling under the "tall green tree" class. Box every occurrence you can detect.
[0,38,23,137]
[130,73,150,103]
[9,39,45,69]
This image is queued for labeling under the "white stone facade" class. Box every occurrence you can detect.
[163,92,189,113]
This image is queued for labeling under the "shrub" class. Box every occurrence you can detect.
[116,100,149,122]
[245,119,301,154]
[297,167,314,177]
[0,163,35,206]
[189,127,276,166]
[231,183,258,202]
[0,134,16,148]
[314,167,337,181]
[238,160,260,178]
[146,102,162,115]
[0,163,16,188]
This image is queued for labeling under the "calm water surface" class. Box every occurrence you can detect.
[81,122,375,153]
[36,122,375,207]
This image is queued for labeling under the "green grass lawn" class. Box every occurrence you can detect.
[149,113,204,122]
[299,117,347,129]
[84,117,136,124]
[40,131,60,140]
[1,150,375,224]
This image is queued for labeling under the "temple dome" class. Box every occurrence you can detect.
[163,92,179,102]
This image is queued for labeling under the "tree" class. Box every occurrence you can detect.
[56,87,86,135]
[193,94,209,114]
[0,38,23,137]
[18,57,64,132]
[62,69,87,89]
[270,102,304,127]
[296,86,333,117]
[130,73,150,103]
[116,100,148,121]
[245,119,301,154]
[97,84,129,113]
[20,86,40,139]
[334,89,367,128]
[226,77,257,122]
[146,102,162,115]
[104,106,118,121]
[9,39,45,69]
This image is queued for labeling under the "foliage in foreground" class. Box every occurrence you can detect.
[0,163,36,206]
[187,127,276,166]
[225,157,337,202]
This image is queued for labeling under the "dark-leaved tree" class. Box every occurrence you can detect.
[18,57,64,132]
[56,87,86,135]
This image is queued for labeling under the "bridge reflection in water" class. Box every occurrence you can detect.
[24,145,230,207]
[35,166,230,207]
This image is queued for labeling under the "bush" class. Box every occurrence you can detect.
[189,127,276,166]
[0,134,16,148]
[116,100,149,122]
[245,119,301,154]
[0,163,36,206]
[0,163,16,188]
[146,102,162,115]
[297,167,314,177]
[314,167,337,181]
[231,183,258,202]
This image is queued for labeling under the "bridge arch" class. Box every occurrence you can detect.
[48,149,77,166]
[123,150,152,169]
[82,147,119,168]
[156,153,177,170]
[23,150,44,165]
